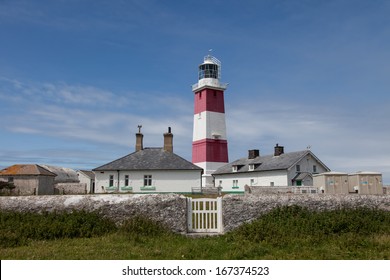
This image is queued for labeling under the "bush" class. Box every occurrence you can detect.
[226,206,390,245]
[120,216,171,238]
[0,210,117,248]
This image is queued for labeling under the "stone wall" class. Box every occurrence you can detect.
[54,183,88,195]
[223,193,390,232]
[0,194,187,234]
[0,193,389,234]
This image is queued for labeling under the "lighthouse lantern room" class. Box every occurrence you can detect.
[192,55,229,188]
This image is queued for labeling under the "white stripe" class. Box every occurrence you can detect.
[193,111,227,142]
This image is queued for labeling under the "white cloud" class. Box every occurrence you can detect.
[225,98,390,183]
[1,77,390,183]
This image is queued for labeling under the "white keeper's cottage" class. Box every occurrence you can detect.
[213,144,330,194]
[93,127,202,194]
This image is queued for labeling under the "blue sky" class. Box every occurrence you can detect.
[1,0,389,183]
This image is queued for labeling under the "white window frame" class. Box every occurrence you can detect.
[144,175,152,187]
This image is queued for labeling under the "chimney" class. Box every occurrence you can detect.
[135,125,143,152]
[163,127,173,153]
[248,149,260,159]
[274,143,284,156]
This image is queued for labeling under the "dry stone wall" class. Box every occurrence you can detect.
[0,194,188,234]
[223,194,390,232]
[54,183,88,195]
[0,193,389,234]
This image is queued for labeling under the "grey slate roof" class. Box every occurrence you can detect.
[78,170,95,179]
[213,150,329,175]
[93,148,203,171]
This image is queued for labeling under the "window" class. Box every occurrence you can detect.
[249,164,254,171]
[125,175,129,186]
[313,165,317,173]
[250,179,254,186]
[144,175,152,186]
[270,182,274,187]
[232,166,238,172]
[233,180,238,187]
[109,175,114,187]
[296,180,302,186]
[296,165,301,172]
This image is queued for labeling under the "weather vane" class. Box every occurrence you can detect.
[137,125,142,133]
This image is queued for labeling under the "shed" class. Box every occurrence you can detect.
[0,164,56,195]
[313,172,349,194]
[348,171,383,195]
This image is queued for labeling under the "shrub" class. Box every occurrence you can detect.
[120,216,171,237]
[0,210,117,248]
[226,206,390,245]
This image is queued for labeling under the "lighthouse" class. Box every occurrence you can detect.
[192,55,229,187]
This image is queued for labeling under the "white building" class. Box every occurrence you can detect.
[213,144,330,194]
[77,170,95,194]
[93,128,202,194]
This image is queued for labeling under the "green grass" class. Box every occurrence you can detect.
[0,206,389,260]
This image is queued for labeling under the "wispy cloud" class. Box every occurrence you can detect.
[1,76,390,182]
[0,77,136,109]
[0,77,194,164]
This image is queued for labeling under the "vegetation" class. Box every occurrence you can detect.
[0,182,15,196]
[0,206,389,260]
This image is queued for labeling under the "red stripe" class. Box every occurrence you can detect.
[194,88,225,114]
[192,139,229,163]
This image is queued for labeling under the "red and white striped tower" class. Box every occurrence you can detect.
[192,55,229,187]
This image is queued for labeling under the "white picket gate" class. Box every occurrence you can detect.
[187,197,223,233]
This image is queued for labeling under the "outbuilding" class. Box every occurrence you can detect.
[0,164,56,195]
[348,171,383,195]
[313,172,349,194]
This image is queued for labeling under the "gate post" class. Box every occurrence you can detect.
[217,196,223,233]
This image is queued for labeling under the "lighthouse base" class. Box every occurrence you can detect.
[194,161,227,188]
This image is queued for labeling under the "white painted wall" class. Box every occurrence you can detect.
[94,170,202,194]
[77,171,94,194]
[193,111,227,141]
[214,169,288,193]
